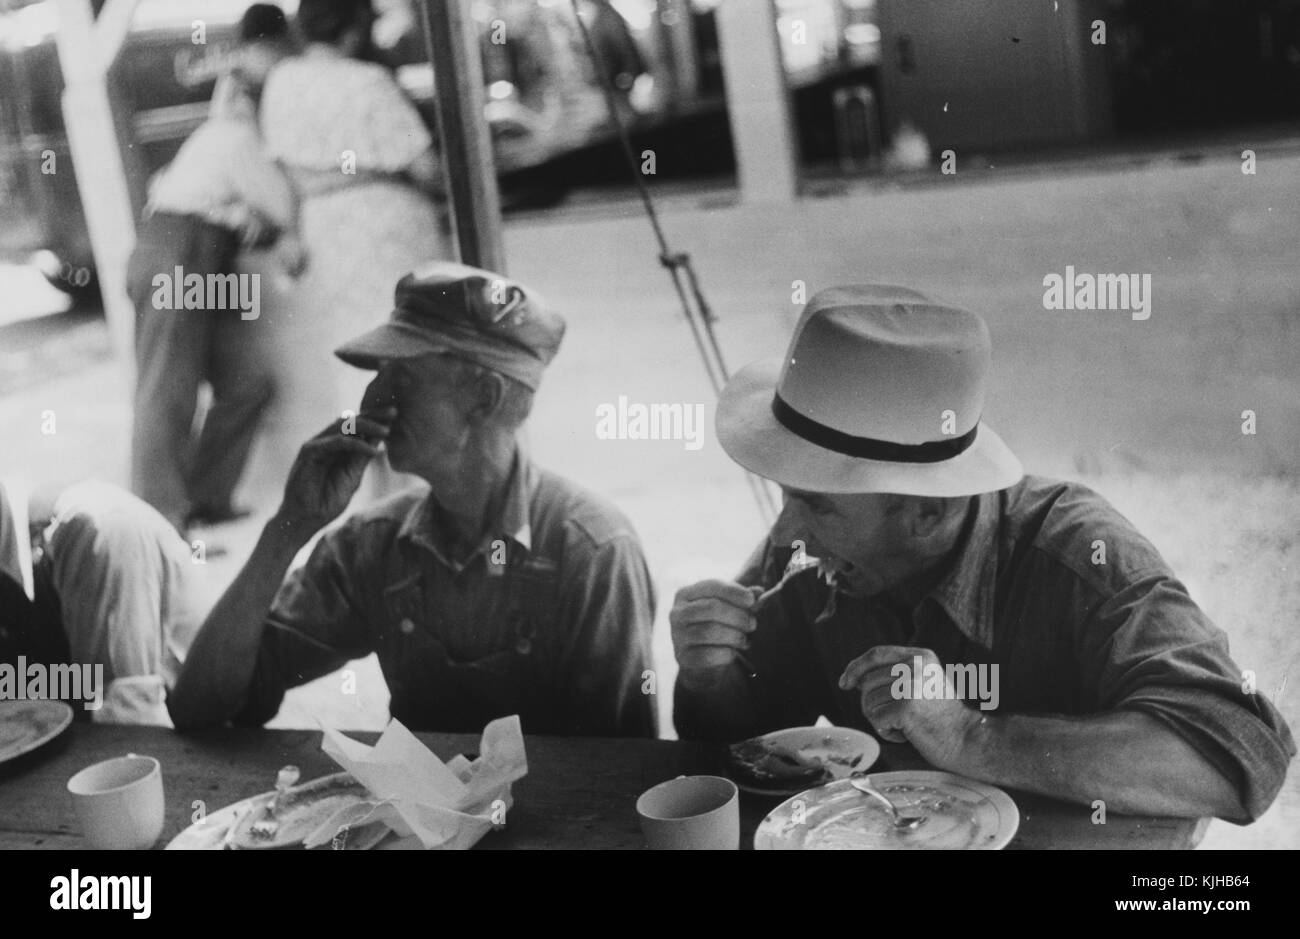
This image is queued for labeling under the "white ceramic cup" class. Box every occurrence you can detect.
[636,775,740,850]
[67,754,165,850]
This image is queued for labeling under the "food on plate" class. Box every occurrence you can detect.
[729,737,825,786]
[229,772,373,850]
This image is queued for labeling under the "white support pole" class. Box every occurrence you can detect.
[93,0,141,69]
[715,0,799,203]
[53,0,142,364]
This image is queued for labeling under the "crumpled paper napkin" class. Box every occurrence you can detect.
[304,715,528,850]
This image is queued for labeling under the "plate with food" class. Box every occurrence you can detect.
[167,769,391,850]
[753,771,1019,850]
[0,699,73,765]
[727,726,880,796]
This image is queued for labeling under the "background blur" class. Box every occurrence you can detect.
[1,0,1297,848]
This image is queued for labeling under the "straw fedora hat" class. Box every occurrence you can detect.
[716,285,1023,497]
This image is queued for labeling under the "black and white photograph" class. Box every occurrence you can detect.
[0,0,1296,906]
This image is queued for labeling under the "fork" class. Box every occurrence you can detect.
[849,772,926,831]
[249,765,300,840]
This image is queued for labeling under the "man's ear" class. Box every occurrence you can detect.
[465,370,508,425]
[909,496,949,538]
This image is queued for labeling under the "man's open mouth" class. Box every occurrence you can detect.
[780,549,854,592]
[816,556,853,590]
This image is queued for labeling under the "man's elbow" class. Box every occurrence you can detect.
[1221,765,1288,826]
[165,687,213,732]
[165,680,241,733]
[1206,780,1253,826]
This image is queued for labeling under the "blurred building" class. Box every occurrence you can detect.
[3,0,1299,305]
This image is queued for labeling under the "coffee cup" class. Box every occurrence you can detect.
[636,775,739,850]
[67,754,165,850]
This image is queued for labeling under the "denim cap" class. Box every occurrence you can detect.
[335,261,565,390]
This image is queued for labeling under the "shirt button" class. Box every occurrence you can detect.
[399,618,415,635]
[514,637,532,655]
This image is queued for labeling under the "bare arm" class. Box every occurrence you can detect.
[167,409,393,730]
[842,646,1247,821]
[166,515,315,730]
[226,127,299,232]
[954,709,1246,820]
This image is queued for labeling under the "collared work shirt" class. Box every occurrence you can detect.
[237,459,656,736]
[674,476,1294,821]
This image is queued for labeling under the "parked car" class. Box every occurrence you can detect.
[1,0,885,305]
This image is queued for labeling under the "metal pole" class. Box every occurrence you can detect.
[420,0,505,273]
[569,0,779,526]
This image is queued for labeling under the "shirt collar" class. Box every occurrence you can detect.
[398,444,534,567]
[913,491,1000,649]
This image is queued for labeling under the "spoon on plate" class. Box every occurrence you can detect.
[849,772,926,831]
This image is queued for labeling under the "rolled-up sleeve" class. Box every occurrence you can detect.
[233,531,373,726]
[1079,572,1296,822]
[555,533,657,737]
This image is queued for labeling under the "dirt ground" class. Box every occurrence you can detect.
[2,146,1296,847]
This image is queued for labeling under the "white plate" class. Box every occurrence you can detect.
[167,774,391,851]
[0,699,73,764]
[754,771,1020,850]
[167,793,266,850]
[728,726,881,797]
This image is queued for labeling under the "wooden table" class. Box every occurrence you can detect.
[0,723,1209,849]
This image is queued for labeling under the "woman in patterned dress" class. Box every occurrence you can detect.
[248,0,447,497]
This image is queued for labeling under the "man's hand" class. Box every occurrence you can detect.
[839,645,981,768]
[670,579,759,680]
[276,408,395,533]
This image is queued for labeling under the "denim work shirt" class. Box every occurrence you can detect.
[674,475,1294,821]
[237,455,657,737]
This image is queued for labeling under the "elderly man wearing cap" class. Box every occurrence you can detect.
[672,285,1293,823]
[169,264,656,736]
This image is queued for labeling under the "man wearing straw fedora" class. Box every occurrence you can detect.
[672,285,1293,823]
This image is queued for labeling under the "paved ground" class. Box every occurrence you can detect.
[1,146,1296,847]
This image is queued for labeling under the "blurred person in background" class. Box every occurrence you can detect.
[252,0,448,502]
[126,4,304,536]
[0,478,200,726]
[573,0,650,108]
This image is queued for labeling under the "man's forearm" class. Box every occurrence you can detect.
[167,514,314,730]
[950,709,1246,820]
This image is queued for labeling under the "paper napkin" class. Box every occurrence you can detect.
[307,715,528,850]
